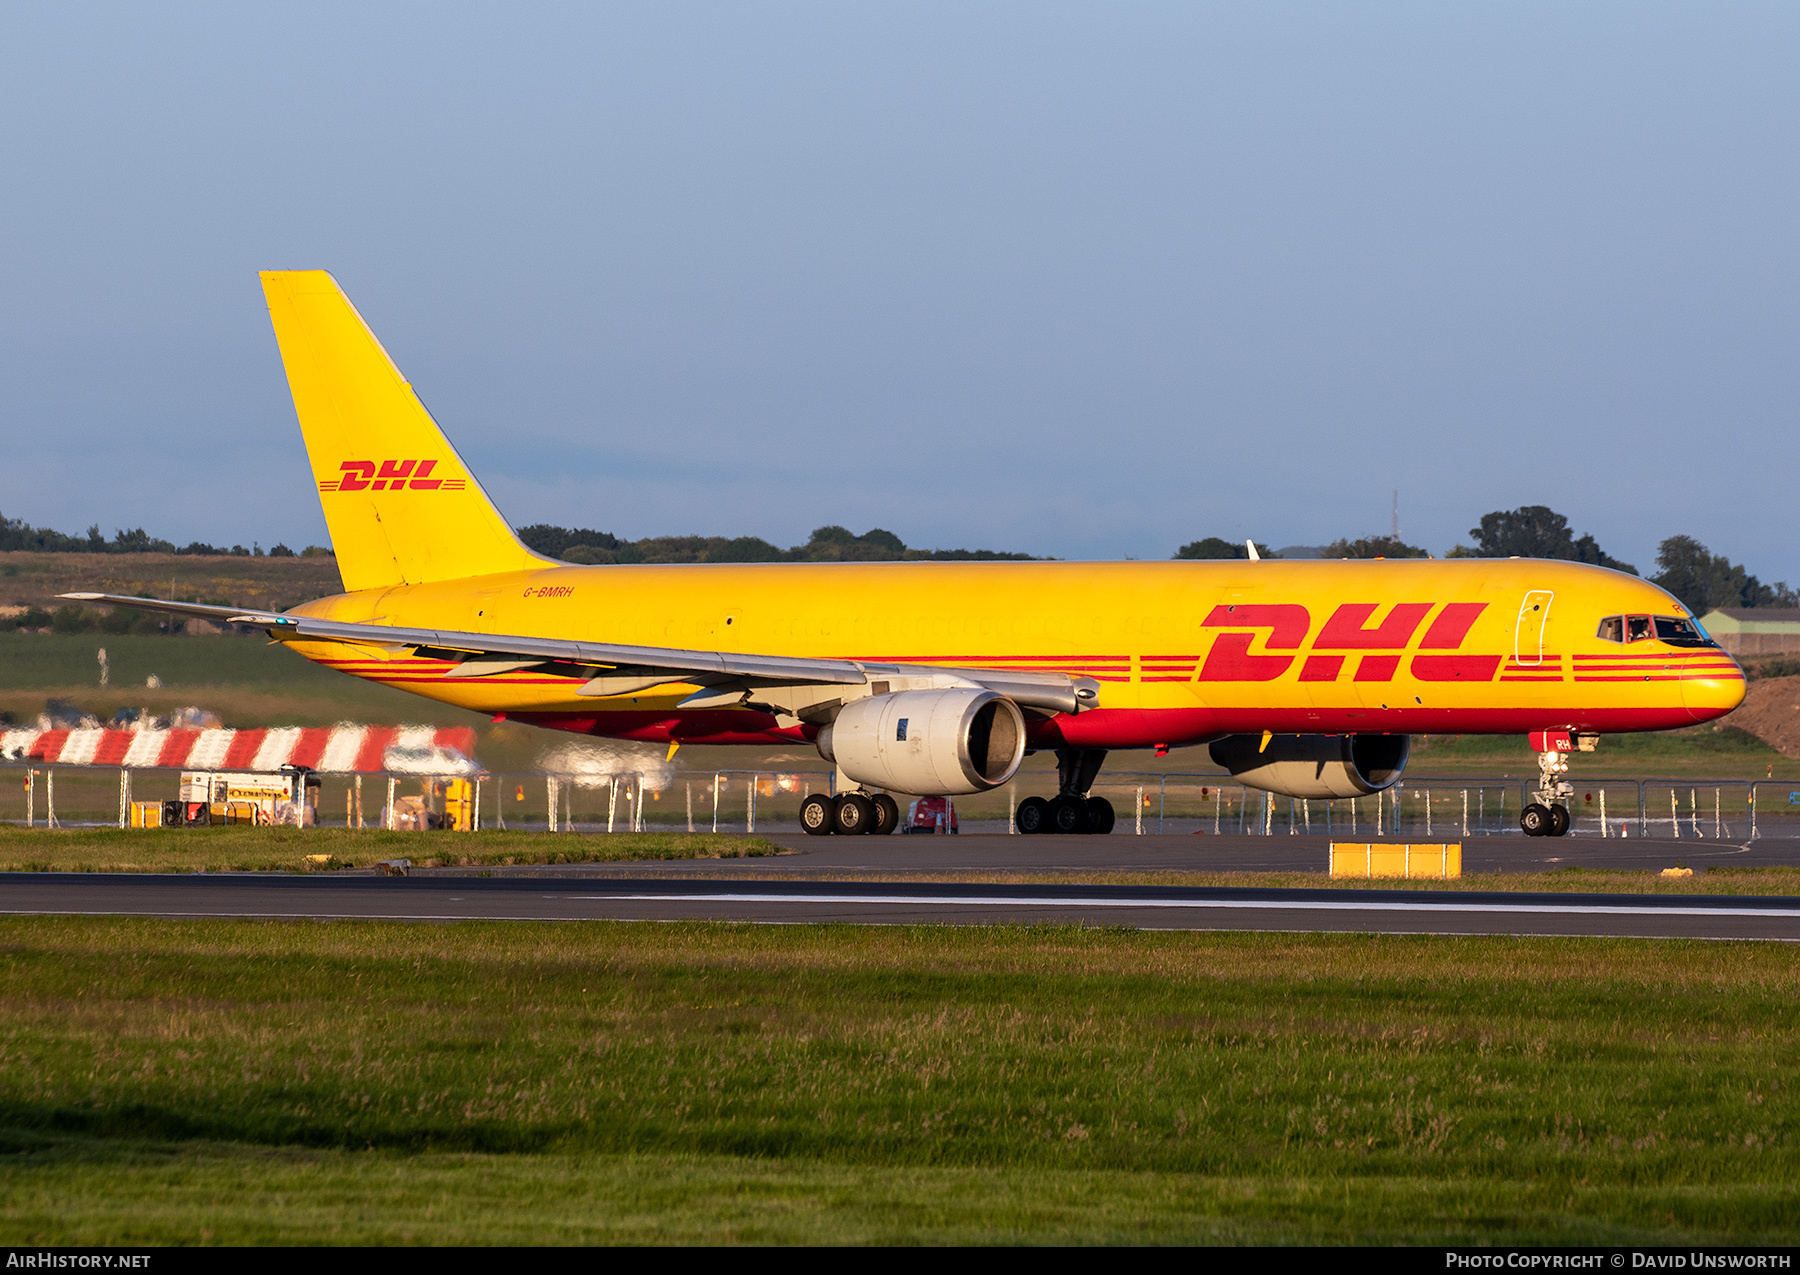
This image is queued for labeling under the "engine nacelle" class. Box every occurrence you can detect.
[1208,733,1410,799]
[817,689,1026,795]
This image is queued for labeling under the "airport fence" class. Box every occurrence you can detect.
[1067,774,1791,840]
[2,762,1797,839]
[0,763,839,835]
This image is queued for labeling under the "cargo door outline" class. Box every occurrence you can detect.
[1514,591,1553,667]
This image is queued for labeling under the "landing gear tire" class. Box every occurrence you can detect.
[1049,793,1091,835]
[1016,796,1050,835]
[871,793,900,836]
[1548,804,1571,837]
[1520,802,1552,837]
[1086,796,1116,835]
[834,793,875,836]
[800,793,836,836]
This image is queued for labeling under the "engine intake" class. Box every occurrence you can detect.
[817,689,1026,795]
[1208,733,1409,799]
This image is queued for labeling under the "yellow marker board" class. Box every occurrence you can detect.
[1329,842,1462,879]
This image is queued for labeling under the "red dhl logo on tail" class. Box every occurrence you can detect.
[318,460,467,493]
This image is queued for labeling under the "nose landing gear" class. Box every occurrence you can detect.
[1520,731,1590,838]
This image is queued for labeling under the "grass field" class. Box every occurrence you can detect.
[1406,726,1793,780]
[0,631,340,692]
[0,827,783,873]
[0,550,342,614]
[0,630,483,736]
[0,919,1793,1244]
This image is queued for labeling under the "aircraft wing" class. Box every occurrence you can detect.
[61,593,1096,714]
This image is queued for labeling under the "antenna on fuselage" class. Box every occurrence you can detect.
[1245,540,1261,562]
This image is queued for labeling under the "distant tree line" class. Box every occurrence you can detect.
[1173,538,1276,561]
[0,509,1037,566]
[1176,534,1432,561]
[1448,506,1636,573]
[1177,504,1796,613]
[515,524,1040,565]
[1650,535,1797,614]
[7,501,1791,616]
[0,511,327,559]
[0,604,173,635]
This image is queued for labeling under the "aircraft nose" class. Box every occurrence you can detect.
[1682,654,1747,724]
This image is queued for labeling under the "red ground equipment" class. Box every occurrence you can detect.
[904,796,958,834]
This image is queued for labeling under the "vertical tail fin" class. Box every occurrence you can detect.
[261,271,542,592]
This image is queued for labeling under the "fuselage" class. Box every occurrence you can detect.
[284,555,1745,752]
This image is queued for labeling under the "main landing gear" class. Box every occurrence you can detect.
[800,791,899,836]
[1519,736,1578,838]
[1016,749,1115,835]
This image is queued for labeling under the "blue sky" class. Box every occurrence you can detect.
[3,3,1796,580]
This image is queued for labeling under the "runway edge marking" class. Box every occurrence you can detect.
[597,893,1800,919]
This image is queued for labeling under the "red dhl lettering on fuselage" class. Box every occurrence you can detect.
[1187,602,1736,684]
[317,460,468,493]
[1197,601,1494,683]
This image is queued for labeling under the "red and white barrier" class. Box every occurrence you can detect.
[0,725,479,773]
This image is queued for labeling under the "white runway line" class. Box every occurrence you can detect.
[597,893,1800,919]
[0,911,540,921]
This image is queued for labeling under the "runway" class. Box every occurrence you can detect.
[666,830,1800,876]
[2,872,1796,940]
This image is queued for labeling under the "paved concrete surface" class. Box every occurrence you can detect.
[411,831,1800,877]
[1,872,1796,940]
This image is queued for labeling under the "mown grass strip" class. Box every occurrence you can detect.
[2,1139,1792,1246]
[0,827,783,873]
[0,919,1793,1242]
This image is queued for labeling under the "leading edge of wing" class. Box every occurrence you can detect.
[61,592,868,686]
[63,593,1093,711]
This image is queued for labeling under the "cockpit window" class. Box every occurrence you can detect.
[1596,613,1716,647]
[1654,615,1714,647]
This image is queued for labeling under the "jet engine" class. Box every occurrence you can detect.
[1208,733,1410,799]
[816,688,1026,795]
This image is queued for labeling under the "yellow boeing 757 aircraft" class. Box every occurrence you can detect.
[69,271,1746,838]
